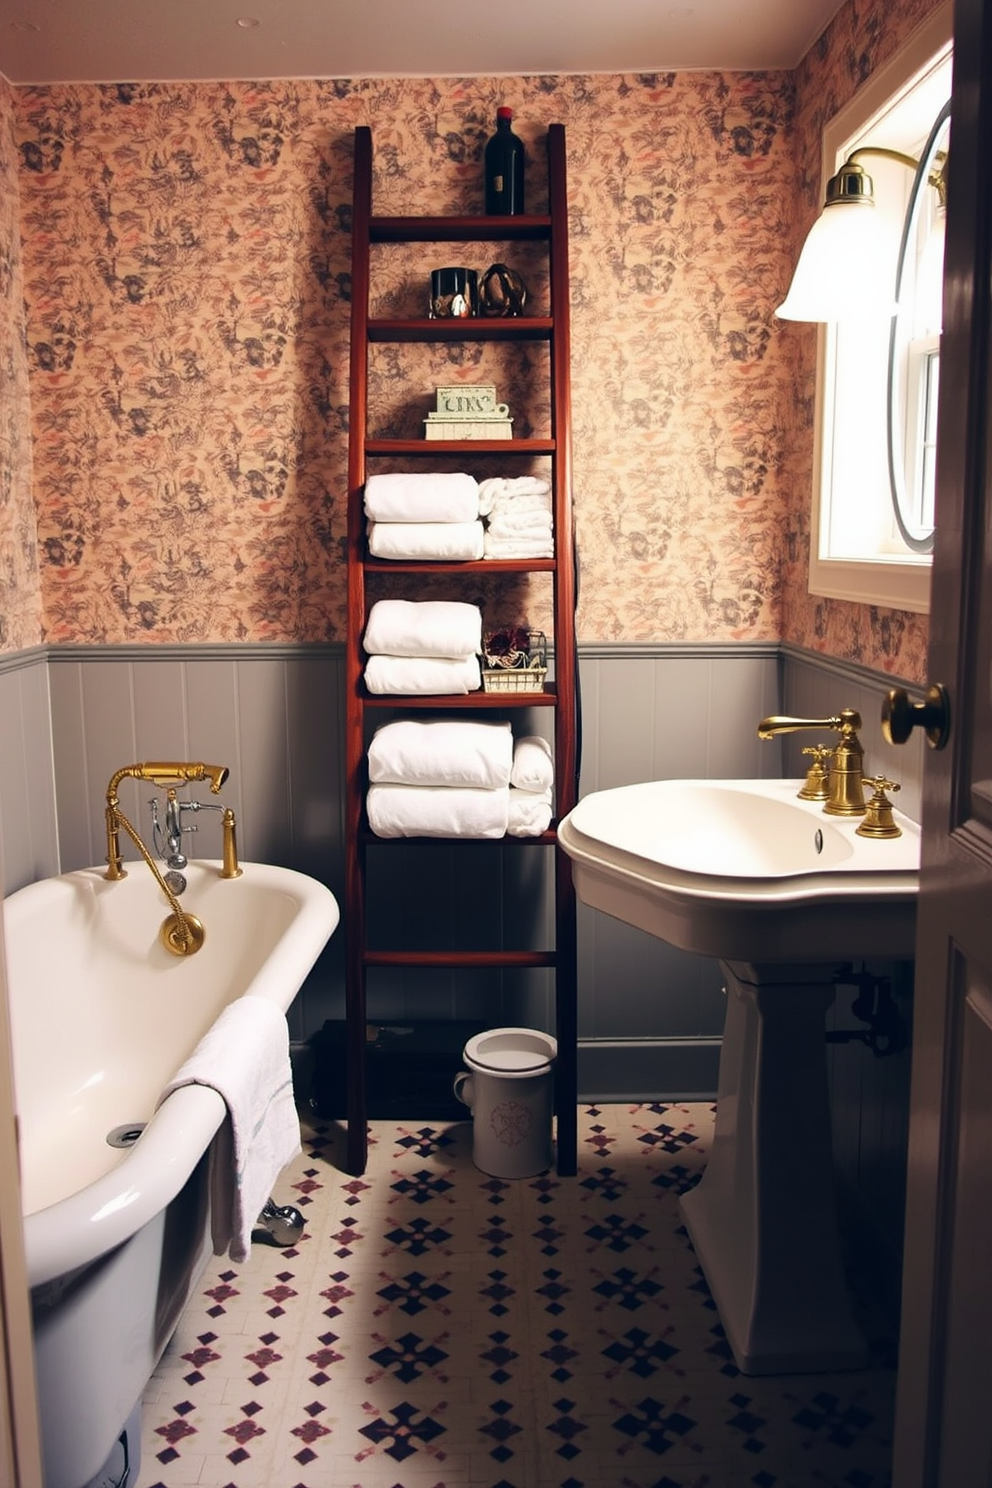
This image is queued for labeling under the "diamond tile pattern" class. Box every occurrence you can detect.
[137,1104,896,1487]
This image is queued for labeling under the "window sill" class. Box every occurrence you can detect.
[808,554,931,614]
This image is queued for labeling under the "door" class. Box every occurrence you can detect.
[891,0,992,1483]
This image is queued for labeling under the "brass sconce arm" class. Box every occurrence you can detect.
[827,144,947,211]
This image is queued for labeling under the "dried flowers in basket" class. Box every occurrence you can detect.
[481,627,548,693]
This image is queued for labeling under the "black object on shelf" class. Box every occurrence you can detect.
[484,106,525,215]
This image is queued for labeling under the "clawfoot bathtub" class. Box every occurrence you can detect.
[3,859,339,1488]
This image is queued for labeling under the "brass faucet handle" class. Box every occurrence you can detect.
[221,807,243,879]
[797,744,834,801]
[864,773,900,796]
[856,775,902,840]
[757,709,862,740]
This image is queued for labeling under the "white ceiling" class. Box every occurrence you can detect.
[1,0,848,85]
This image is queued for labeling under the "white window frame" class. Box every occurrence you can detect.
[808,1,953,615]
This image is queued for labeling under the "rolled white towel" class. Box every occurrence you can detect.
[364,471,480,524]
[485,512,554,539]
[484,534,554,559]
[369,520,485,561]
[478,476,551,515]
[511,735,555,793]
[364,655,482,695]
[507,785,553,837]
[157,996,300,1264]
[363,599,483,658]
[368,783,509,839]
[368,718,514,789]
[489,491,553,517]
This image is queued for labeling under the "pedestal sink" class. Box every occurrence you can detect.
[558,778,920,1375]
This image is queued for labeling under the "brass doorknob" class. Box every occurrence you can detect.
[881,683,950,749]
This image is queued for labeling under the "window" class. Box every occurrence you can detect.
[808,2,953,614]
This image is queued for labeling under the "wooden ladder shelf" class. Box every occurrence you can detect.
[344,123,578,1178]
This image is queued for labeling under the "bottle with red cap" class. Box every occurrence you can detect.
[484,106,525,215]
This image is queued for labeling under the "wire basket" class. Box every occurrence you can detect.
[481,628,548,693]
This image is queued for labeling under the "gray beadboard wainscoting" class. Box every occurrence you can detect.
[0,639,925,1316]
[0,640,925,1063]
[0,648,59,892]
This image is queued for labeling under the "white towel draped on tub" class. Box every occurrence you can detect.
[363,599,483,659]
[157,995,301,1264]
[368,783,510,838]
[368,520,485,562]
[368,719,514,789]
[364,654,482,695]
[364,471,480,524]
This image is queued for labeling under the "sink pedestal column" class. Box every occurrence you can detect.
[680,959,867,1375]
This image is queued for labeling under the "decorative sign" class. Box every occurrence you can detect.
[425,384,513,440]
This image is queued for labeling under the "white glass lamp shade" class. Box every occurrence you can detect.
[776,201,899,322]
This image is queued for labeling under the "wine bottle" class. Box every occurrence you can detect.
[484,107,525,215]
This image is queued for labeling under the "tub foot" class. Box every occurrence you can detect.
[255,1198,305,1247]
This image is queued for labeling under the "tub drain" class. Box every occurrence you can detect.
[106,1122,146,1149]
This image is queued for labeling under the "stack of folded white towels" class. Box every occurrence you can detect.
[366,720,555,838]
[363,471,555,563]
[479,476,554,559]
[365,472,484,561]
[363,599,483,695]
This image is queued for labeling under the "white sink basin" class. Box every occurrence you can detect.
[558,777,920,960]
[559,777,923,1373]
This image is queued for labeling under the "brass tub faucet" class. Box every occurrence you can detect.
[757,709,867,816]
[104,762,238,956]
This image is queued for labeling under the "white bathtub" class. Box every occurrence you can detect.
[3,859,339,1488]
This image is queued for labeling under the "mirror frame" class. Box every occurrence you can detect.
[886,99,952,555]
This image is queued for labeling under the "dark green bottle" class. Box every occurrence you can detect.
[484,107,525,215]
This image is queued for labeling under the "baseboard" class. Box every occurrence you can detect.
[292,1036,721,1110]
[577,1038,721,1103]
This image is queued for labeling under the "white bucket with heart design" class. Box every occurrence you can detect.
[453,1027,557,1178]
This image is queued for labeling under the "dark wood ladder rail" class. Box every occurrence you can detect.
[344,123,578,1178]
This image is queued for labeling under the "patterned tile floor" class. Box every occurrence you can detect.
[137,1104,896,1488]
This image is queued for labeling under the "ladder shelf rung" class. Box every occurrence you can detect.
[365,437,556,455]
[370,214,552,243]
[369,317,552,343]
[364,949,558,969]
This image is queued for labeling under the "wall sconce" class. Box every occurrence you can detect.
[776,110,949,324]
[777,100,950,559]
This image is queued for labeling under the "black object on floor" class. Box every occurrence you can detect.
[309,1019,487,1122]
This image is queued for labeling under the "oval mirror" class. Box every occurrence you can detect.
[886,100,951,555]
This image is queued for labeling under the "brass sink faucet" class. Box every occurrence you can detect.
[757,709,867,816]
[104,762,237,956]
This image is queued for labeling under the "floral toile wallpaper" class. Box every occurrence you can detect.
[0,76,41,651]
[0,0,939,677]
